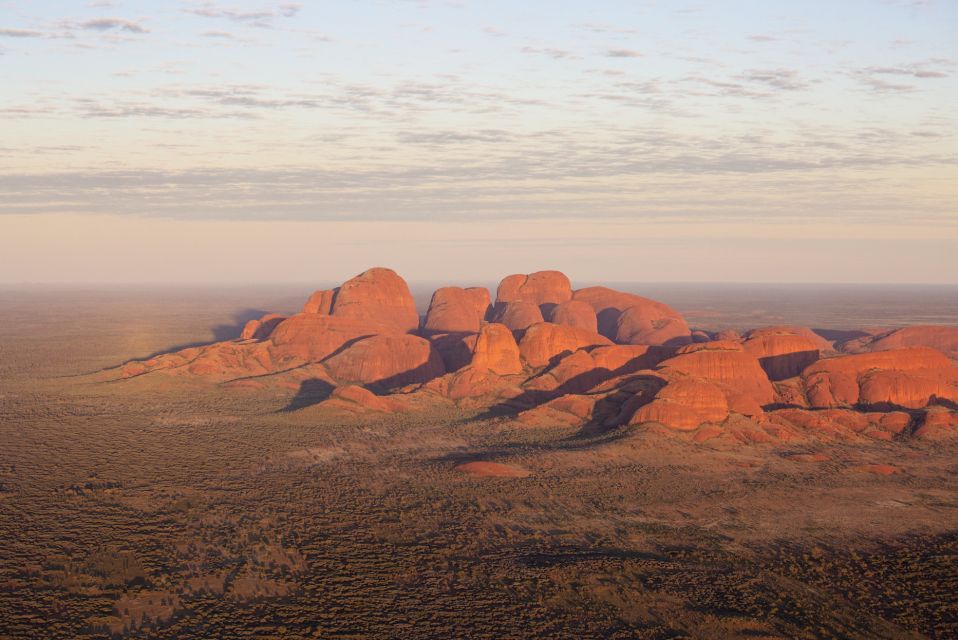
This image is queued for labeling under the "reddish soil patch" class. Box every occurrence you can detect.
[854,464,902,476]
[788,453,831,463]
[455,461,531,478]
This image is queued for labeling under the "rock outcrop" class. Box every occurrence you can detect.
[495,271,573,308]
[423,287,490,334]
[842,325,958,359]
[322,333,445,388]
[802,347,958,409]
[471,323,523,375]
[490,301,545,332]
[572,286,691,346]
[106,266,958,442]
[328,267,420,332]
[547,300,598,333]
[518,322,611,369]
[742,326,824,381]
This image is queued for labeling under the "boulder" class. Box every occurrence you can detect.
[742,326,823,381]
[847,325,958,359]
[471,323,523,375]
[572,286,690,344]
[547,300,598,333]
[268,314,394,364]
[490,301,544,332]
[322,333,445,388]
[427,332,478,373]
[240,313,285,341]
[329,267,420,333]
[327,385,401,413]
[630,378,729,430]
[423,286,490,334]
[495,270,573,308]
[655,341,776,414]
[588,345,672,374]
[518,322,611,369]
[615,304,693,347]
[802,347,958,409]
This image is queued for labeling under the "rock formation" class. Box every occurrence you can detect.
[106,266,958,445]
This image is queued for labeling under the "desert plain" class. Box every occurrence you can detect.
[1,272,957,640]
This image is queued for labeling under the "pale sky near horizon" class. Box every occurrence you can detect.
[1,0,956,284]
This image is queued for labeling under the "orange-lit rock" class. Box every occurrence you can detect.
[516,394,597,428]
[802,347,958,409]
[240,313,285,341]
[630,378,729,430]
[471,323,523,375]
[656,341,775,414]
[303,289,335,315]
[489,301,544,332]
[588,345,672,374]
[548,299,598,333]
[572,286,690,344]
[322,333,444,388]
[847,325,958,359]
[518,322,611,369]
[495,270,572,308]
[615,304,693,347]
[327,385,401,412]
[329,267,420,333]
[268,314,394,364]
[423,286,490,334]
[742,327,823,381]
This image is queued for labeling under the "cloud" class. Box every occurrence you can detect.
[520,46,577,60]
[740,68,809,91]
[604,48,642,58]
[80,18,149,33]
[851,59,952,92]
[0,28,45,38]
[185,2,303,28]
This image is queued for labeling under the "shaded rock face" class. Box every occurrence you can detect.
[742,327,823,381]
[572,287,691,346]
[490,301,544,332]
[843,325,958,359]
[423,287,491,335]
[107,266,958,440]
[303,289,335,315]
[241,314,286,341]
[802,347,958,409]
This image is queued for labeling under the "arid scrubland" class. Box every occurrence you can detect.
[0,287,956,639]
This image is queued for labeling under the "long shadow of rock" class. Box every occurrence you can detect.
[119,308,272,365]
[813,328,872,347]
[473,348,670,424]
[280,360,445,412]
[283,379,336,411]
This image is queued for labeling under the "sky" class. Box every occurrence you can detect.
[0,0,956,284]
